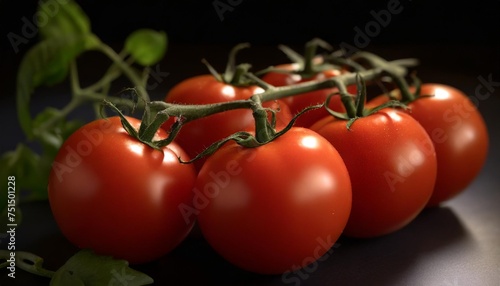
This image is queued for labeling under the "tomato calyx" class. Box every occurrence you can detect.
[350,51,432,105]
[102,99,171,150]
[258,38,337,80]
[325,73,407,130]
[202,43,257,87]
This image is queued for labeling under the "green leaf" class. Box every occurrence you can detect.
[32,107,83,158]
[16,34,99,137]
[38,0,91,40]
[50,250,154,286]
[0,145,50,202]
[125,29,167,66]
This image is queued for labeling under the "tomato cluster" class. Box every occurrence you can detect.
[47,46,488,276]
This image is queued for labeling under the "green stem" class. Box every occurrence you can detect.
[277,44,304,66]
[260,58,416,102]
[302,41,319,77]
[224,43,250,83]
[354,73,367,117]
[140,110,169,142]
[350,52,416,102]
[341,93,357,118]
[33,96,83,138]
[98,43,150,102]
[70,61,81,94]
[149,100,253,124]
[302,38,333,77]
[244,72,275,91]
[81,66,120,93]
[230,64,252,86]
[0,250,55,279]
[82,92,140,110]
[250,95,273,142]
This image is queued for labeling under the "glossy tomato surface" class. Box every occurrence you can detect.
[194,128,352,274]
[162,74,264,171]
[311,110,437,238]
[368,83,489,206]
[48,116,197,264]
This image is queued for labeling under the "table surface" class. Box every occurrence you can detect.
[1,43,499,286]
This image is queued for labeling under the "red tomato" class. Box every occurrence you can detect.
[193,128,352,274]
[311,109,437,238]
[368,83,489,206]
[162,74,264,171]
[261,63,356,128]
[48,116,197,264]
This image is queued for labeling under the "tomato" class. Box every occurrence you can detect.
[192,128,352,274]
[48,116,197,264]
[368,83,489,206]
[311,109,437,238]
[261,63,356,128]
[162,74,264,171]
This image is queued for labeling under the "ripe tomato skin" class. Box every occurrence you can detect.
[368,84,489,206]
[195,128,352,274]
[162,74,264,171]
[261,63,355,128]
[48,116,197,264]
[311,110,437,238]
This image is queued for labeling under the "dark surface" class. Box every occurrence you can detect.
[1,1,500,285]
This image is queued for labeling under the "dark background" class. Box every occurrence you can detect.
[1,0,500,94]
[1,1,500,286]
[2,0,500,47]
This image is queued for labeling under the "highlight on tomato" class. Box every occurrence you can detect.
[48,116,197,264]
[367,82,489,207]
[311,76,437,238]
[161,44,266,171]
[193,127,352,274]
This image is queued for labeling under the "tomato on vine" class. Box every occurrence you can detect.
[311,75,437,238]
[194,127,352,274]
[367,82,489,206]
[48,115,197,264]
[161,44,267,171]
